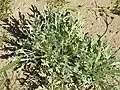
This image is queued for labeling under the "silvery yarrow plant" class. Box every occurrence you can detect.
[1,5,120,90]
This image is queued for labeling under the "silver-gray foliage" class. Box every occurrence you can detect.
[2,5,120,90]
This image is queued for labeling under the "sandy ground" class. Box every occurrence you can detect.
[0,0,120,89]
[0,0,120,65]
[0,0,120,67]
[10,0,120,57]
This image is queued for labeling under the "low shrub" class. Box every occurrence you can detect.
[111,0,120,15]
[0,0,10,20]
[0,0,11,48]
[1,5,120,90]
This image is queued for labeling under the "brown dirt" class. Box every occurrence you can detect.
[9,0,120,58]
[0,0,120,89]
[0,0,119,69]
[68,0,120,58]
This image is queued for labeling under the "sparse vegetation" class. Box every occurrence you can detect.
[0,0,120,90]
[0,0,11,48]
[0,29,11,48]
[0,4,119,90]
[111,0,120,15]
[0,0,10,20]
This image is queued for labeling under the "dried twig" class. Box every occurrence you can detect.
[92,0,114,40]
